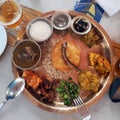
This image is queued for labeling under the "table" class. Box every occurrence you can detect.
[0,0,120,120]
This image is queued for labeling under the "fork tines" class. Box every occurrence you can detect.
[73,96,91,120]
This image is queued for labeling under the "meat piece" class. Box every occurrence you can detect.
[42,79,52,89]
[22,70,42,89]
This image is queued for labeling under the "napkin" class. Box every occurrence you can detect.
[96,0,120,16]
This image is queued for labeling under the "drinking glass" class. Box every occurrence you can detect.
[0,0,24,40]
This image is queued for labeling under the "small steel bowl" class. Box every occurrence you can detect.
[51,12,71,30]
[26,17,53,42]
[12,39,41,70]
[71,16,92,35]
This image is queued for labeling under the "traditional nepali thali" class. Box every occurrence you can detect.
[12,10,114,113]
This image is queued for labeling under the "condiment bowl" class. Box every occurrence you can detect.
[12,39,41,70]
[26,17,53,42]
[51,12,71,30]
[71,16,92,35]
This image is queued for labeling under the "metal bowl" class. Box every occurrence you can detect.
[71,16,92,35]
[26,17,53,42]
[51,12,71,30]
[12,39,41,70]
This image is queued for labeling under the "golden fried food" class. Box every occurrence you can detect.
[52,41,80,72]
[22,70,42,89]
[78,71,100,93]
[89,52,111,76]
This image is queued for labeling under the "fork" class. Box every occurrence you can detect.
[73,96,91,120]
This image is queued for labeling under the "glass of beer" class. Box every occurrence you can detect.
[0,0,24,40]
[0,0,22,26]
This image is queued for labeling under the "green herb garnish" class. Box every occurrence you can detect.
[56,78,79,106]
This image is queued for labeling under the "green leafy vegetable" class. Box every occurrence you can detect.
[56,78,79,106]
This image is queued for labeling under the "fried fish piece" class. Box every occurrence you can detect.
[52,41,81,72]
[22,70,42,89]
[89,52,111,76]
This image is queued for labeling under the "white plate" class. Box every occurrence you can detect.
[0,25,7,56]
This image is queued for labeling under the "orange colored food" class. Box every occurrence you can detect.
[89,52,111,76]
[22,70,42,89]
[78,71,100,93]
[52,40,81,72]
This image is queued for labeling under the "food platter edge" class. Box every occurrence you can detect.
[12,10,115,113]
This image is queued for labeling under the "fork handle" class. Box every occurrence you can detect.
[82,115,91,120]
[0,99,8,111]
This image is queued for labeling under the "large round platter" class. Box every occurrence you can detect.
[12,10,114,113]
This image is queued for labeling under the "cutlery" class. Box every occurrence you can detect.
[0,77,25,110]
[73,96,91,120]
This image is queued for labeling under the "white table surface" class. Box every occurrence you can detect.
[0,0,120,120]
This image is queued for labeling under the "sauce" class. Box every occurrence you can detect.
[74,18,89,33]
[29,21,52,42]
[13,40,41,69]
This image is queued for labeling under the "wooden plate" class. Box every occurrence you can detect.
[12,10,115,113]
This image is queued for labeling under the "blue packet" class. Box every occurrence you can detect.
[74,0,104,23]
[109,77,120,102]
